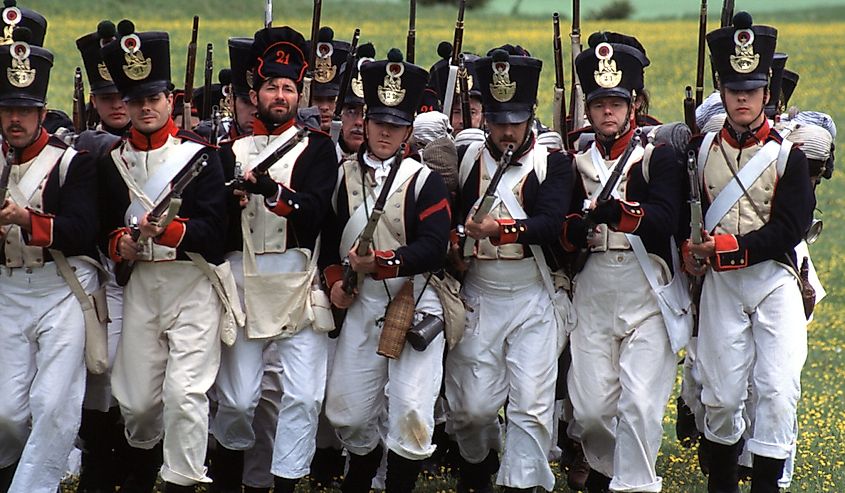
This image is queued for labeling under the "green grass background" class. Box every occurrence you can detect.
[25,0,843,491]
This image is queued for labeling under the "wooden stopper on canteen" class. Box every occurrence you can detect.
[377,280,415,359]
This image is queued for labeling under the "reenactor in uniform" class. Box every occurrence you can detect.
[213,26,338,493]
[74,18,133,493]
[561,38,685,493]
[427,42,484,134]
[99,20,227,493]
[225,38,258,138]
[683,12,812,493]
[0,23,101,493]
[322,47,451,493]
[311,26,350,133]
[335,42,375,161]
[445,46,572,493]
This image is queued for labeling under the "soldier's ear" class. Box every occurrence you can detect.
[763,88,770,106]
[249,89,258,108]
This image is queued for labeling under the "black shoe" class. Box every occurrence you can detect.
[310,447,345,489]
[566,442,590,491]
[163,483,196,493]
[0,461,18,493]
[584,469,611,493]
[750,455,785,493]
[273,476,299,493]
[456,450,498,493]
[340,445,383,493]
[119,443,163,493]
[675,396,699,448]
[208,445,244,492]
[705,439,741,493]
[385,451,423,493]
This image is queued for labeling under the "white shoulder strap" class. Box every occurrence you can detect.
[58,147,78,188]
[532,145,550,184]
[458,141,485,188]
[414,165,432,199]
[703,140,782,232]
[697,132,718,187]
[642,143,655,183]
[776,138,793,178]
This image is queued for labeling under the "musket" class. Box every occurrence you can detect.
[342,143,406,294]
[695,0,707,107]
[442,0,466,117]
[265,0,273,28]
[201,43,213,120]
[228,127,310,189]
[458,54,472,131]
[552,12,570,149]
[683,86,697,134]
[114,153,209,286]
[72,67,86,132]
[720,0,735,28]
[583,128,643,228]
[210,105,221,147]
[303,0,322,107]
[182,16,199,130]
[462,144,515,257]
[406,0,416,64]
[568,0,586,131]
[330,28,360,143]
[687,150,703,249]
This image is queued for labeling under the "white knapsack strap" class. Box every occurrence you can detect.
[588,142,644,199]
[697,131,718,188]
[703,140,781,232]
[458,141,485,189]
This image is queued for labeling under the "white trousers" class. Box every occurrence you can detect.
[568,251,675,493]
[83,255,123,412]
[326,275,444,461]
[445,259,559,492]
[0,260,96,493]
[111,261,222,486]
[242,342,284,489]
[696,260,807,460]
[211,251,328,479]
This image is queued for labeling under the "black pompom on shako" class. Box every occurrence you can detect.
[475,45,543,124]
[0,23,54,107]
[100,21,172,101]
[706,10,777,91]
[312,25,351,97]
[437,41,452,60]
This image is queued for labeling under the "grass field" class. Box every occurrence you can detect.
[28,0,845,491]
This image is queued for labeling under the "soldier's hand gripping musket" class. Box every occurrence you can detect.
[583,128,643,229]
[341,143,406,294]
[114,153,209,286]
[227,127,310,190]
[462,144,515,257]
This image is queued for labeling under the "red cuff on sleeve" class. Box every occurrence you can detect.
[324,264,344,288]
[491,218,524,246]
[614,200,644,233]
[372,249,401,280]
[154,217,187,248]
[109,227,130,263]
[713,234,748,271]
[267,184,297,216]
[27,209,53,247]
[560,213,582,253]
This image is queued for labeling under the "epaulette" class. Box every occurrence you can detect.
[176,129,218,149]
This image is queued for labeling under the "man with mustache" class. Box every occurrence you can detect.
[445,46,573,493]
[561,35,685,493]
[0,24,100,493]
[321,47,451,493]
[99,20,227,493]
[212,25,338,493]
[310,26,349,134]
[334,42,375,162]
[683,12,812,493]
[72,18,134,493]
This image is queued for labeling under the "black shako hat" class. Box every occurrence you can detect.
[339,41,375,107]
[781,68,799,108]
[0,27,51,107]
[575,41,646,104]
[707,11,777,91]
[227,37,253,98]
[361,48,428,126]
[765,52,787,117]
[0,0,46,47]
[587,31,649,93]
[250,26,308,91]
[427,41,482,108]
[311,26,350,98]
[76,20,119,95]
[101,20,170,101]
[475,47,541,124]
